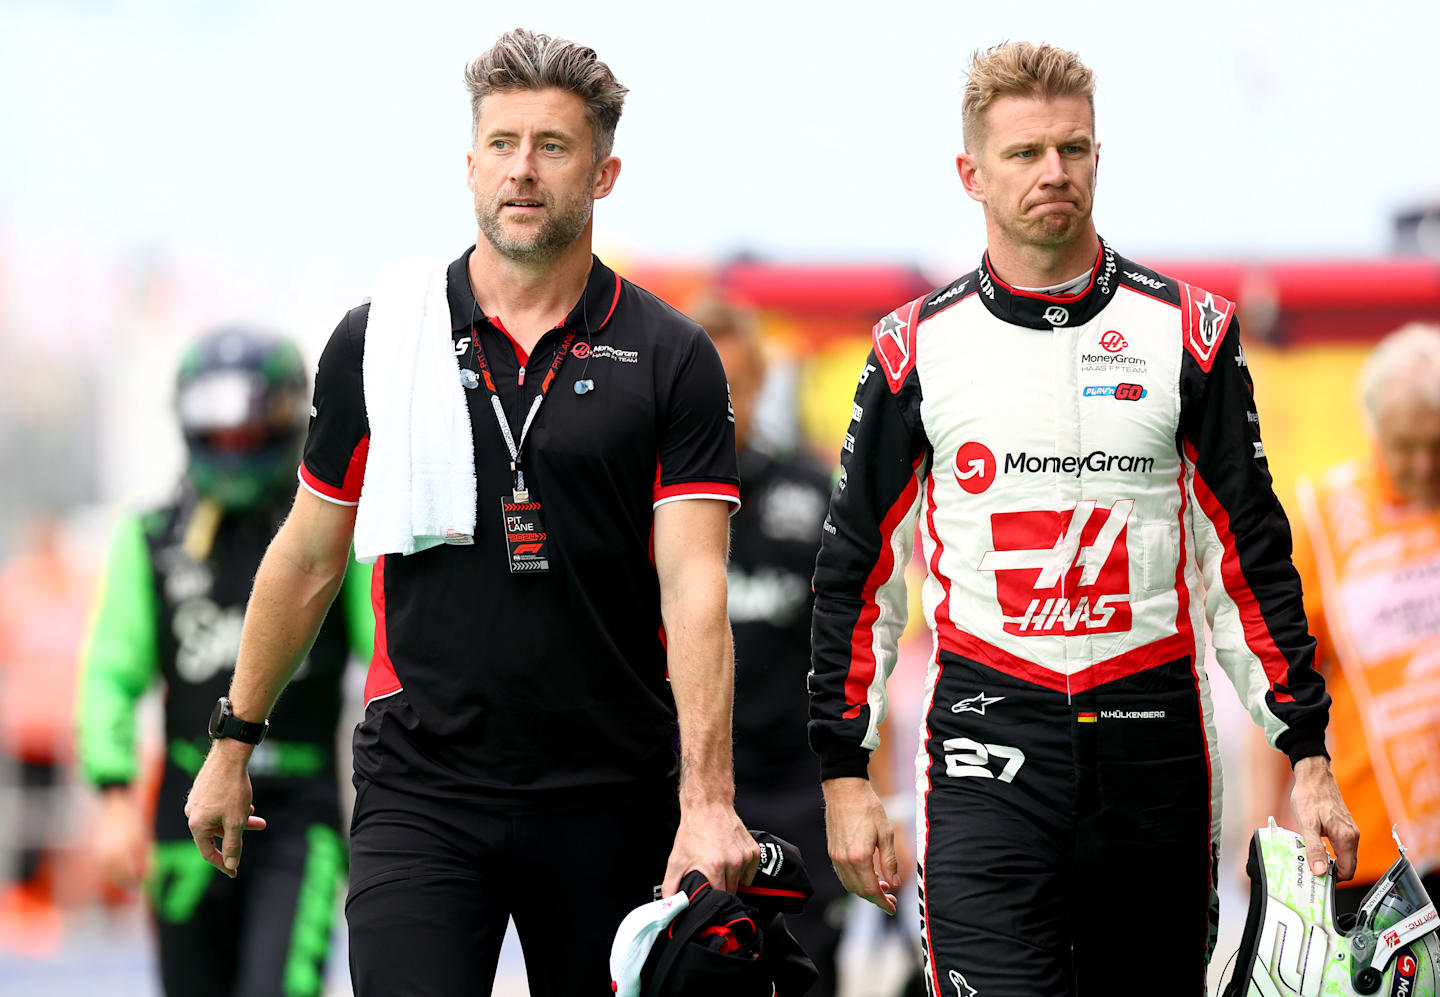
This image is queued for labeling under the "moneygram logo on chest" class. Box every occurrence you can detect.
[1081,329,1147,373]
[978,499,1135,636]
[954,443,1155,494]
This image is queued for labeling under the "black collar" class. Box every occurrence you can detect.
[446,246,623,336]
[975,236,1119,330]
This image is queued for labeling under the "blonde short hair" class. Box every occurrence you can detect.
[962,42,1096,152]
[465,29,628,162]
[1359,322,1440,426]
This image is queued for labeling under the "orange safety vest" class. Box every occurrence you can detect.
[1295,457,1440,884]
[0,541,93,764]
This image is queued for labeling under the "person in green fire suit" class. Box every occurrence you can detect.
[77,327,373,996]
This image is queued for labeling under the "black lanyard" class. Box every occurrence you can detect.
[471,326,578,501]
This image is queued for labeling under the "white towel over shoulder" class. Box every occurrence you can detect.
[353,257,476,563]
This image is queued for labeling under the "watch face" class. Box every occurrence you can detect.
[208,698,227,738]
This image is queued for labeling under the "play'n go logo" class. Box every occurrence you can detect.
[954,442,997,494]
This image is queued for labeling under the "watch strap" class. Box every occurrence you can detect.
[210,696,269,745]
[220,712,269,745]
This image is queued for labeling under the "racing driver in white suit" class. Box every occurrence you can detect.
[808,41,1360,996]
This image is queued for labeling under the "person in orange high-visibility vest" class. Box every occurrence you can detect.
[1253,322,1440,914]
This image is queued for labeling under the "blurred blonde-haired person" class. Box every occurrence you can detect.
[1253,323,1440,913]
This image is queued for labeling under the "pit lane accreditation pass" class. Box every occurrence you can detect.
[501,497,549,574]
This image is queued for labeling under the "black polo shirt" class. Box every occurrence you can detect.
[299,248,739,810]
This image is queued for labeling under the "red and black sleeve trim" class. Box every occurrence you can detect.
[810,343,928,780]
[1179,314,1328,764]
[300,305,372,505]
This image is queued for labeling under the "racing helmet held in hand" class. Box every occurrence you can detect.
[1223,819,1440,996]
[176,327,308,511]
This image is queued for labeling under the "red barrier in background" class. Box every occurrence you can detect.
[621,257,1440,346]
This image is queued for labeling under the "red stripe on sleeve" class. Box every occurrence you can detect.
[341,434,369,498]
[299,434,369,505]
[363,555,402,705]
[653,481,741,505]
[299,462,354,504]
[842,455,924,719]
[1184,442,1294,701]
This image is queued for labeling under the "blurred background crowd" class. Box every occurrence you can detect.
[4,1,1440,994]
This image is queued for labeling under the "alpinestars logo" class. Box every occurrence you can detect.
[979,499,1134,636]
[949,969,978,997]
[952,692,1004,716]
[1195,294,1224,349]
[875,313,910,382]
[1186,290,1230,367]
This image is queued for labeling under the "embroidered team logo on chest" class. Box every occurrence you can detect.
[977,499,1135,636]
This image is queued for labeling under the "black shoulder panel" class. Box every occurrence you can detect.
[917,270,981,323]
[1113,254,1183,308]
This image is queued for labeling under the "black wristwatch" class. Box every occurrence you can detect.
[208,697,269,745]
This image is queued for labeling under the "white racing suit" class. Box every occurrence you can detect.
[809,239,1330,995]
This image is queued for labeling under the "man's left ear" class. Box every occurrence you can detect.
[593,156,621,200]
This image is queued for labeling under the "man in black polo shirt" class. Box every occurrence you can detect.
[183,29,759,996]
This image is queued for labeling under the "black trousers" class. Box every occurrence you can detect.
[917,654,1219,997]
[149,820,346,997]
[346,778,679,997]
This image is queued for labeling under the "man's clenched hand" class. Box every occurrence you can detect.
[823,777,899,915]
[1291,755,1360,881]
[184,739,265,878]
[662,802,760,896]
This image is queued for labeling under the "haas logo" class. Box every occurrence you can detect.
[954,442,997,494]
[978,499,1135,636]
[1099,330,1127,353]
[570,340,591,359]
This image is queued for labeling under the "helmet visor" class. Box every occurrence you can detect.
[1350,856,1438,985]
[178,370,303,437]
[178,370,262,431]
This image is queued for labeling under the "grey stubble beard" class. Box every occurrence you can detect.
[475,186,594,267]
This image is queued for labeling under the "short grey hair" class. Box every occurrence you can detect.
[1360,322,1440,426]
[465,29,628,162]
